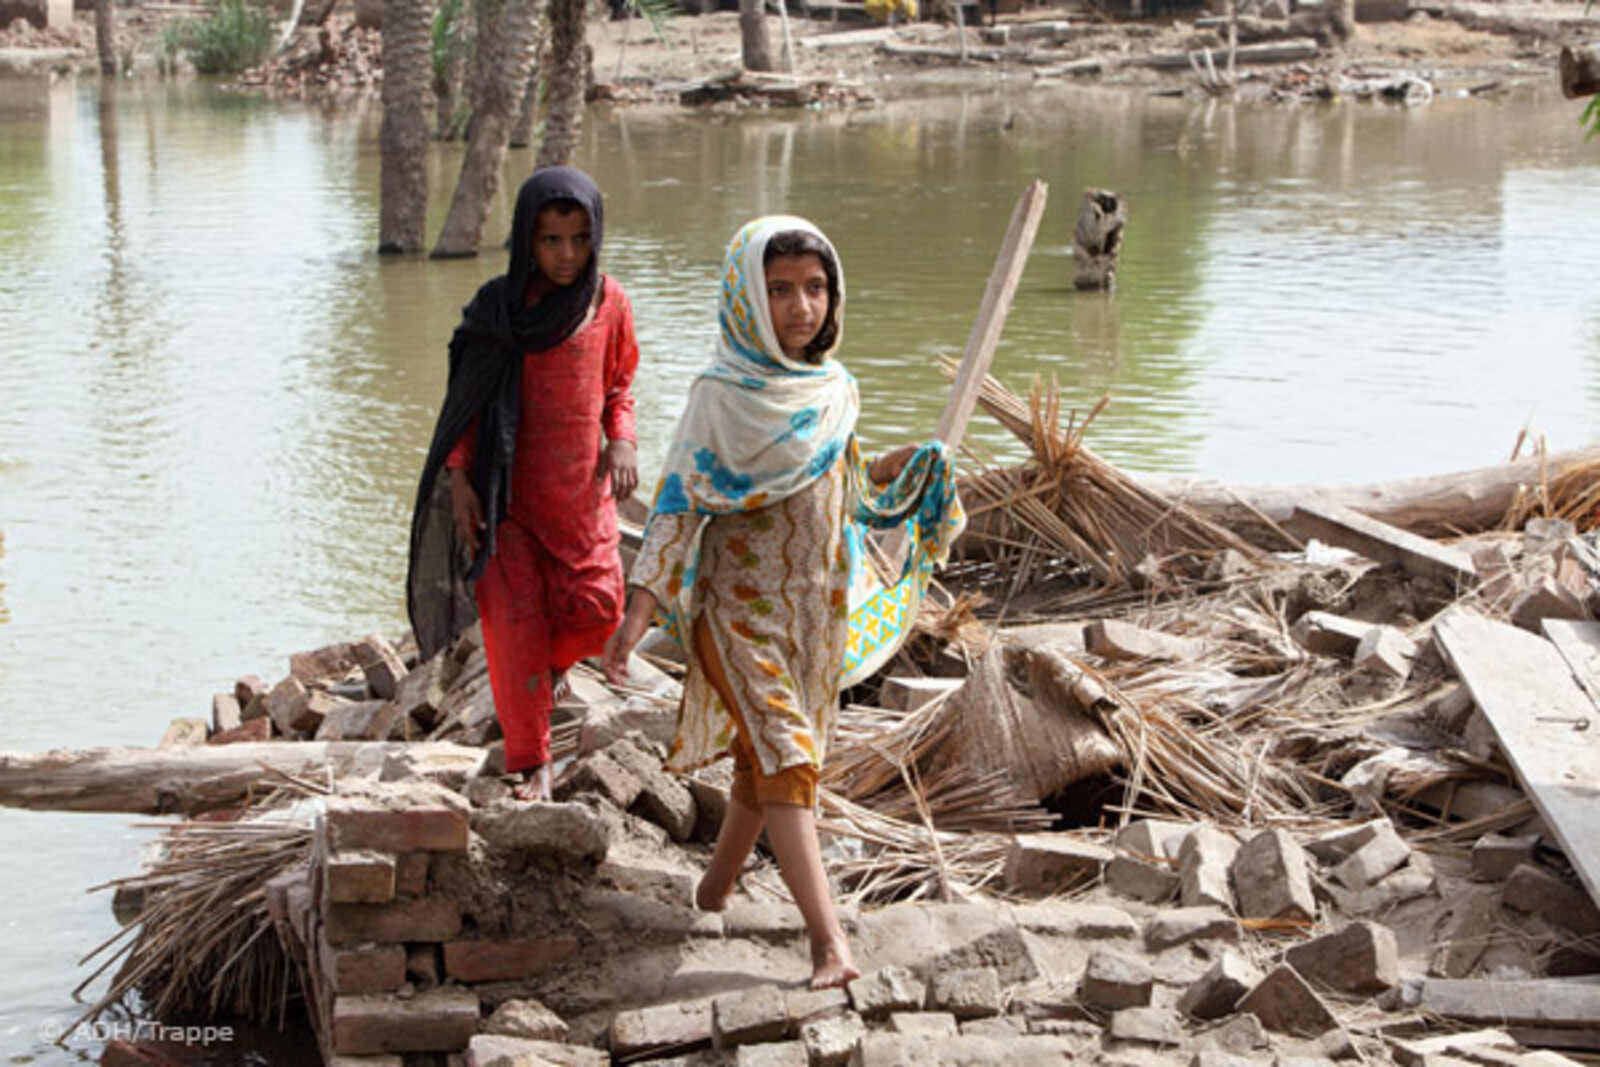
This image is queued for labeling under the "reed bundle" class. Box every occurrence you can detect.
[941,361,1261,597]
[74,793,315,1031]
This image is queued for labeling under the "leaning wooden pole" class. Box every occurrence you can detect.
[883,180,1049,562]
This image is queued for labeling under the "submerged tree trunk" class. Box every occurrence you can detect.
[1561,44,1600,98]
[738,0,774,73]
[1073,188,1126,290]
[94,0,116,75]
[432,0,474,140]
[536,0,586,167]
[379,0,436,254]
[431,0,541,257]
[508,38,543,148]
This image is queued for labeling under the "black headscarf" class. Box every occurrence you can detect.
[406,167,606,659]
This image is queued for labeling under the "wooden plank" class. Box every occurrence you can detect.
[0,742,445,815]
[881,180,1048,563]
[1416,978,1600,1030]
[936,179,1049,453]
[1130,38,1319,69]
[1434,612,1600,908]
[1542,619,1600,712]
[1285,501,1476,587]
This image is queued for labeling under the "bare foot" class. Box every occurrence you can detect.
[809,933,860,990]
[510,764,552,802]
[694,872,733,913]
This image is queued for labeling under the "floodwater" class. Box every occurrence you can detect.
[0,72,1597,1060]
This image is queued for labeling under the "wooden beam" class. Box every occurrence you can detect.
[1434,612,1600,909]
[1414,978,1600,1031]
[936,179,1049,452]
[1285,501,1476,587]
[0,742,458,816]
[882,179,1048,563]
[1131,443,1600,546]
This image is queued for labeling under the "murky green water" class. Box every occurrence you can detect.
[1,74,1597,1059]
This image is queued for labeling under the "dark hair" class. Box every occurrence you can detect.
[764,230,841,363]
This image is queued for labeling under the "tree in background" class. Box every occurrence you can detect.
[379,0,435,253]
[738,0,773,72]
[431,0,542,256]
[536,0,588,167]
[95,0,117,74]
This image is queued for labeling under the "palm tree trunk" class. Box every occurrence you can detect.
[536,0,586,168]
[431,0,541,257]
[94,0,117,75]
[738,0,773,73]
[508,39,543,148]
[379,0,436,254]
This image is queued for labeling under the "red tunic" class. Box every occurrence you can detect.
[447,276,639,771]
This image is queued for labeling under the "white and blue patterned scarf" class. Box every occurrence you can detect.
[647,215,965,682]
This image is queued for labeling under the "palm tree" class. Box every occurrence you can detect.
[431,0,541,256]
[379,0,436,254]
[738,0,773,73]
[536,0,586,167]
[95,0,117,75]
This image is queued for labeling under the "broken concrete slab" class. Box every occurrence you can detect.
[1002,834,1111,895]
[1428,889,1499,979]
[1080,950,1153,1011]
[1107,1006,1184,1047]
[1145,906,1238,951]
[1290,612,1371,659]
[1236,965,1338,1036]
[1355,625,1420,679]
[1282,921,1398,994]
[1333,820,1411,889]
[928,967,1002,1020]
[1501,864,1600,936]
[846,966,927,1021]
[1178,824,1238,911]
[1106,855,1179,904]
[1232,829,1316,922]
[1470,833,1540,882]
[1178,950,1262,1020]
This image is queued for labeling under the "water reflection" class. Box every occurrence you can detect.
[1,76,1598,1061]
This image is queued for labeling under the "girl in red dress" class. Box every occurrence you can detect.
[408,167,640,800]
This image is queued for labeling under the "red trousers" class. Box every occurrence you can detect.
[475,517,621,773]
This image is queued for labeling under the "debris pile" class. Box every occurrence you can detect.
[8,373,1600,1065]
[235,20,383,94]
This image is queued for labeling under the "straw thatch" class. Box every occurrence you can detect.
[73,789,315,1031]
[941,362,1263,600]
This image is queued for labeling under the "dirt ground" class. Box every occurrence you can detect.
[1,0,1583,92]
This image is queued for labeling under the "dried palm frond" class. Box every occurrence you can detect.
[73,790,316,1031]
[943,364,1263,602]
[1503,451,1600,532]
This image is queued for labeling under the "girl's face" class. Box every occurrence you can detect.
[531,204,593,287]
[765,252,831,362]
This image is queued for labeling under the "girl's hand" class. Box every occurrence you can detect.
[600,440,640,502]
[869,445,918,485]
[450,469,484,555]
[603,588,659,686]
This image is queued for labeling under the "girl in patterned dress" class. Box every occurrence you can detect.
[602,216,960,990]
